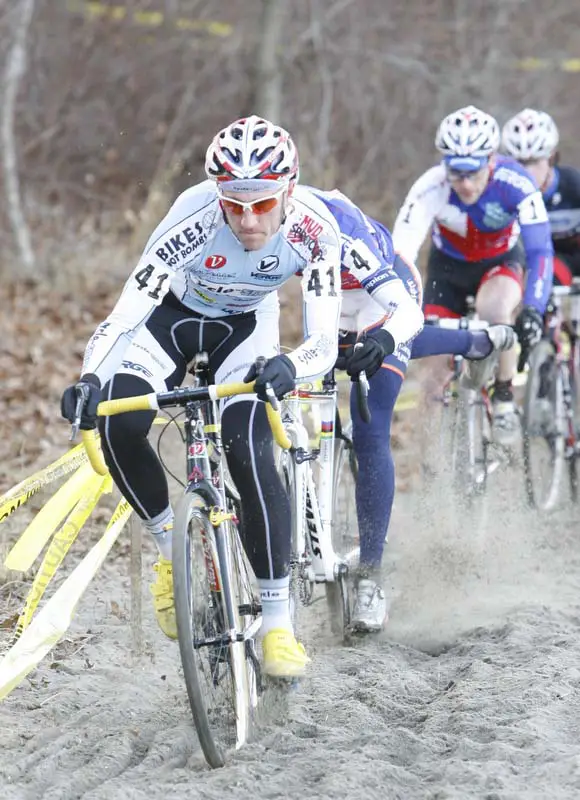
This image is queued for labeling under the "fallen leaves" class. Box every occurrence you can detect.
[0,280,118,488]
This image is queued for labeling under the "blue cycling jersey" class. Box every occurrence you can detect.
[393,156,555,312]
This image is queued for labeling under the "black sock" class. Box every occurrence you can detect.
[493,379,513,402]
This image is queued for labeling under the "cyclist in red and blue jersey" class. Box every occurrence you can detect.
[502,109,580,286]
[393,105,554,446]
[311,187,514,631]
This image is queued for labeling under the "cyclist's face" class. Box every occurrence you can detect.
[220,186,288,250]
[519,157,551,190]
[447,163,491,205]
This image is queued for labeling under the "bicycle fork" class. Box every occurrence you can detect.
[285,394,342,593]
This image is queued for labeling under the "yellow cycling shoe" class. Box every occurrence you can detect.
[150,559,177,640]
[261,628,310,678]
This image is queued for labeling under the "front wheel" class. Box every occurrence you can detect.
[325,421,358,636]
[439,386,489,503]
[522,340,565,511]
[172,486,259,768]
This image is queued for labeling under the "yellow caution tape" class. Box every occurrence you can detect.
[66,0,233,36]
[0,496,133,701]
[0,444,87,524]
[13,474,113,638]
[5,462,95,572]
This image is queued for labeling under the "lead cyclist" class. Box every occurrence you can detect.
[60,116,343,680]
[311,188,515,631]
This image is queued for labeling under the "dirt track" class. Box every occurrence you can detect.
[2,447,580,800]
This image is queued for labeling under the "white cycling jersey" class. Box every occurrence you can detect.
[82,181,342,385]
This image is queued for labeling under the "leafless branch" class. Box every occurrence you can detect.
[252,0,286,122]
[1,0,36,276]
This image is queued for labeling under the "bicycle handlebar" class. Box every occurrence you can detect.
[551,284,580,298]
[80,379,292,474]
[82,429,108,476]
[425,317,489,331]
[355,371,371,424]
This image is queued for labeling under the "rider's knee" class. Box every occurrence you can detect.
[98,374,156,446]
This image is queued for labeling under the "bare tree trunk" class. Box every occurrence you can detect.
[2,0,36,277]
[252,0,286,123]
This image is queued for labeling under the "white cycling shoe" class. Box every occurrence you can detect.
[486,323,517,353]
[462,324,516,390]
[351,577,388,633]
[492,399,520,446]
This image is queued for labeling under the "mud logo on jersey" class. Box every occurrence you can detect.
[288,215,325,262]
[256,255,279,272]
[482,202,512,230]
[155,221,208,267]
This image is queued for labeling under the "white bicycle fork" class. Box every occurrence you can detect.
[283,393,342,586]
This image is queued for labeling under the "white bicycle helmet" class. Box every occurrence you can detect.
[205,115,299,190]
[501,109,559,160]
[436,105,500,170]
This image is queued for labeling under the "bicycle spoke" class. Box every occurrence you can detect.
[173,490,259,768]
[522,341,565,511]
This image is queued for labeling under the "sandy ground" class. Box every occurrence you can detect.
[1,434,580,800]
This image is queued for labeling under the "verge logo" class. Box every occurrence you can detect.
[257,255,279,272]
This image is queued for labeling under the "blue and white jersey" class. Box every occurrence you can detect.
[393,156,554,312]
[542,165,580,278]
[82,181,342,385]
[310,188,424,348]
[543,166,580,241]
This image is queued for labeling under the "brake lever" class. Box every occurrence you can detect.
[352,343,371,423]
[264,383,280,412]
[69,383,90,442]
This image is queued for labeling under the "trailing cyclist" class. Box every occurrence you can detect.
[60,115,342,679]
[312,188,515,631]
[393,105,554,446]
[501,108,580,287]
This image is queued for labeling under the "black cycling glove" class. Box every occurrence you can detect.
[515,306,543,350]
[244,354,297,401]
[346,328,395,378]
[60,374,102,430]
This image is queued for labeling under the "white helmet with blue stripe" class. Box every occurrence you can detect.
[436,105,500,171]
[501,109,559,160]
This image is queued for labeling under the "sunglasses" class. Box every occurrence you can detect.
[446,167,487,183]
[219,185,287,216]
[518,157,544,167]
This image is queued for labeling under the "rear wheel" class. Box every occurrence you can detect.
[522,340,565,511]
[173,487,259,768]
